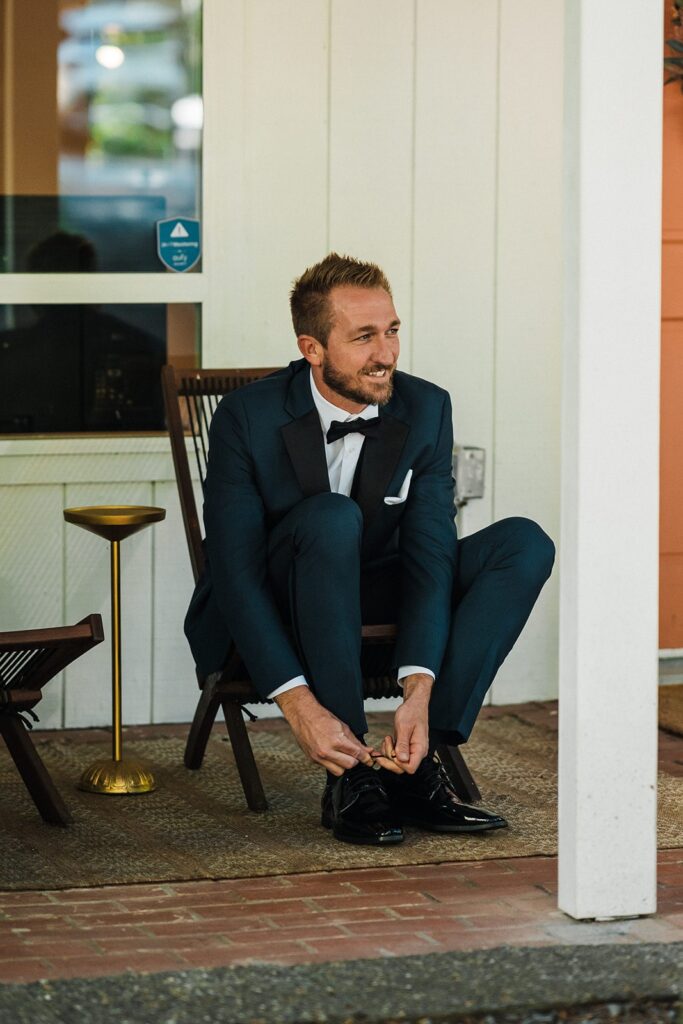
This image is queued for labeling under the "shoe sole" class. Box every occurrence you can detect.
[400,817,508,834]
[321,816,404,845]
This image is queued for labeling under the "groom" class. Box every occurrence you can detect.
[185,252,555,845]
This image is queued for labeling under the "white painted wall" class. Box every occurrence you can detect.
[489,0,563,704]
[1,0,564,727]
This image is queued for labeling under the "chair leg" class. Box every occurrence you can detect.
[185,679,222,769]
[222,702,268,813]
[0,718,72,826]
[436,742,482,804]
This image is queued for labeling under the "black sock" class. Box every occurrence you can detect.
[429,728,467,758]
[428,729,449,758]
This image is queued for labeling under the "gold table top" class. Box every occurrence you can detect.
[63,505,166,542]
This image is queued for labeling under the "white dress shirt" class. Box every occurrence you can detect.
[267,370,434,699]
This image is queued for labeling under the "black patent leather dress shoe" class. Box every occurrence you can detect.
[383,755,508,834]
[321,763,404,845]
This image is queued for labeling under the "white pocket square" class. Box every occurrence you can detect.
[384,469,413,505]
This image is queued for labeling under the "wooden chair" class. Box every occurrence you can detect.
[0,614,104,825]
[162,365,480,812]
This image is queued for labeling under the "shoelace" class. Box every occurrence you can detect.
[412,756,455,800]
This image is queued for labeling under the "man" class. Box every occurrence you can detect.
[185,253,555,845]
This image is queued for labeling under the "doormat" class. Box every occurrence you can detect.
[659,684,683,737]
[0,713,681,891]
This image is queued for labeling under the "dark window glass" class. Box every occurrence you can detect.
[0,304,199,433]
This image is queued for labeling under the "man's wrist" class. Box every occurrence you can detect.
[274,684,317,720]
[402,673,434,702]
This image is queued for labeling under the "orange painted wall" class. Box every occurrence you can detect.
[661,4,683,645]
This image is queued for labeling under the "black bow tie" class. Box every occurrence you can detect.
[326,416,381,444]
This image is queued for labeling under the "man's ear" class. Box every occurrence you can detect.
[297,334,324,366]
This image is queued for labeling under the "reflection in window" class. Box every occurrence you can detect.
[0,0,202,273]
[0,302,199,433]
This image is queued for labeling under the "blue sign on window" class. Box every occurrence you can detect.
[156,217,201,272]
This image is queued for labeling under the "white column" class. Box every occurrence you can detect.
[559,0,662,919]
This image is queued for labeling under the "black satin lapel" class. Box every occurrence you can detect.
[281,409,331,498]
[354,415,410,527]
[283,358,315,418]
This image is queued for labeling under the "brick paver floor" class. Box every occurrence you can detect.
[0,702,680,985]
[0,853,681,984]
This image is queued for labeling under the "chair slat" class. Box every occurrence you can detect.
[0,648,33,685]
[189,389,207,470]
[195,391,213,474]
[184,392,206,493]
[0,649,35,684]
[4,648,51,689]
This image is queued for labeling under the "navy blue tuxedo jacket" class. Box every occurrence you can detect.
[184,358,458,697]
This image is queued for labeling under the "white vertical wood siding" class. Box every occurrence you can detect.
[0,441,199,729]
[489,0,563,705]
[0,0,563,727]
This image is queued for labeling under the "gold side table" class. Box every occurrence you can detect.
[63,505,166,795]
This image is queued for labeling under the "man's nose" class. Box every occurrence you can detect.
[372,337,399,366]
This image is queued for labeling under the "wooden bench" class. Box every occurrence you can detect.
[0,615,104,825]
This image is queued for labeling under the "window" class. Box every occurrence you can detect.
[0,0,204,434]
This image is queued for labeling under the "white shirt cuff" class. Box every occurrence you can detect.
[269,667,433,699]
[267,675,309,700]
[396,665,435,688]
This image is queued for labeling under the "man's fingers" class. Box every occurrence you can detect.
[338,724,372,750]
[317,751,359,773]
[382,735,395,758]
[374,754,405,774]
[403,738,429,774]
[335,736,373,763]
[395,736,411,763]
[350,747,375,768]
[403,752,423,774]
[370,735,404,773]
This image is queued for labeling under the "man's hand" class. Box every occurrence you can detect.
[275,685,374,776]
[391,672,433,773]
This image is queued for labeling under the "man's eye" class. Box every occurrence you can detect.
[387,328,399,336]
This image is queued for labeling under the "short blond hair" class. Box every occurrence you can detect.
[290,252,392,345]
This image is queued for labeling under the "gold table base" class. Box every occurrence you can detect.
[78,757,156,795]
[64,505,166,796]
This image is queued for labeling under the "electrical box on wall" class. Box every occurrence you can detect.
[453,446,485,508]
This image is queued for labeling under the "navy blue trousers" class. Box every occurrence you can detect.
[267,493,555,743]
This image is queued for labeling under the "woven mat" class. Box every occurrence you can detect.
[0,714,681,891]
[660,685,683,736]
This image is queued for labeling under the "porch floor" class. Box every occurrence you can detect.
[1,702,681,988]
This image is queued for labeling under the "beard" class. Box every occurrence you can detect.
[321,357,395,407]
